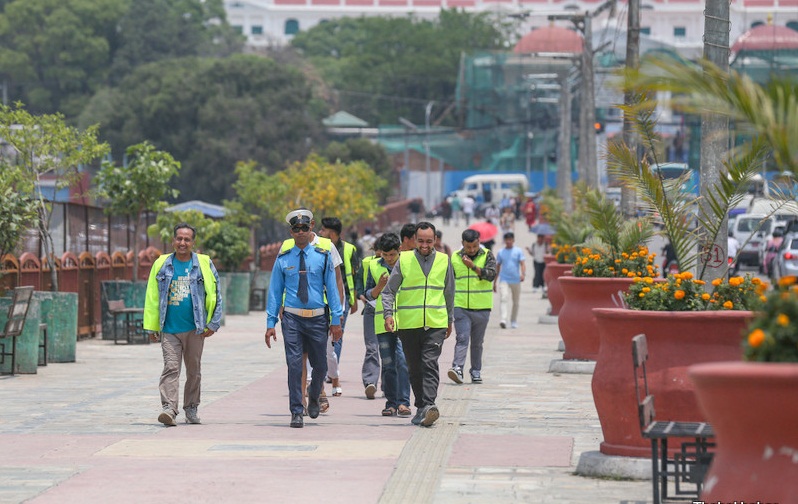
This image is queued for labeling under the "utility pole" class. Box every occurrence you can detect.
[551,0,614,191]
[620,0,640,218]
[700,0,730,283]
[558,74,574,212]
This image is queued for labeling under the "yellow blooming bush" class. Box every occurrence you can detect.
[625,272,766,312]
[571,245,658,278]
[551,242,578,264]
[744,276,798,362]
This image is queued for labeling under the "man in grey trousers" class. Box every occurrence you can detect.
[447,229,496,384]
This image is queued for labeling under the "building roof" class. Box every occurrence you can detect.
[165,200,227,219]
[322,111,369,128]
[514,26,584,54]
[732,24,798,53]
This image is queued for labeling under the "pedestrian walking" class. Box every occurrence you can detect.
[494,232,526,329]
[266,209,343,428]
[365,233,412,417]
[448,229,496,385]
[527,234,549,295]
[499,205,515,235]
[319,217,361,373]
[380,222,454,427]
[524,198,537,230]
[462,195,475,226]
[450,195,462,226]
[357,235,382,400]
[144,222,224,427]
[279,211,344,409]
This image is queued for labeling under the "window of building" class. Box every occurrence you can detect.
[640,27,651,36]
[751,20,765,29]
[251,25,263,35]
[786,21,798,32]
[232,25,243,34]
[285,19,299,36]
[673,27,686,37]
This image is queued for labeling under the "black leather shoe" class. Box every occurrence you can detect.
[307,396,320,419]
[290,413,303,428]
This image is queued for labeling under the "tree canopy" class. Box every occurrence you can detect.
[0,0,241,117]
[233,154,386,228]
[80,54,324,204]
[291,10,512,125]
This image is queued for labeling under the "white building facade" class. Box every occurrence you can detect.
[225,0,798,48]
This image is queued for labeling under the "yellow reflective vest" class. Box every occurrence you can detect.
[395,251,449,329]
[144,253,217,331]
[451,248,493,310]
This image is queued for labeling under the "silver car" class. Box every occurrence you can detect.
[771,231,798,282]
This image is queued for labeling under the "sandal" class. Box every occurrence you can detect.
[332,387,342,396]
[397,405,412,417]
[382,407,397,417]
[319,396,330,413]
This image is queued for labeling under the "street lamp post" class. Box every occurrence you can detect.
[424,101,434,211]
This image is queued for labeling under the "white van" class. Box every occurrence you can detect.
[452,174,529,207]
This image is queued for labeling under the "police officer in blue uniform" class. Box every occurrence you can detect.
[265,209,343,428]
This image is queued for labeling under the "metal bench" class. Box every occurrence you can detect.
[0,286,34,376]
[107,299,146,344]
[632,334,715,503]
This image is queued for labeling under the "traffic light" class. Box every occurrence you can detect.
[594,121,605,134]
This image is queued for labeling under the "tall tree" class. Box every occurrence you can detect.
[291,10,511,125]
[0,0,128,116]
[110,0,242,81]
[0,103,109,290]
[94,141,181,280]
[80,54,324,203]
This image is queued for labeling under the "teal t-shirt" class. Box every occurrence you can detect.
[163,258,196,334]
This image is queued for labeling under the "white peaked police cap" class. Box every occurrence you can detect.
[286,209,313,225]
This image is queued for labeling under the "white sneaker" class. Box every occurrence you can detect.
[184,406,201,424]
[511,322,518,329]
[158,407,177,427]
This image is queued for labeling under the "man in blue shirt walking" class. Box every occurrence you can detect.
[494,232,526,329]
[265,209,343,428]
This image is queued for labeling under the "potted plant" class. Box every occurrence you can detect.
[557,189,655,360]
[689,276,798,502]
[591,273,765,457]
[543,187,591,317]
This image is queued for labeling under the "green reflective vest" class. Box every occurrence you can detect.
[144,253,217,331]
[361,254,375,286]
[341,241,356,306]
[395,250,449,330]
[369,259,394,335]
[451,248,493,310]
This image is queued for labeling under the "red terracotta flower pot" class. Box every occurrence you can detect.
[543,262,572,316]
[558,277,633,360]
[690,361,798,502]
[592,308,750,457]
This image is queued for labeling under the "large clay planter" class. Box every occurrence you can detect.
[591,308,751,457]
[558,277,633,360]
[690,362,798,502]
[543,262,572,316]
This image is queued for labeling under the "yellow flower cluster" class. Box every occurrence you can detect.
[572,245,658,278]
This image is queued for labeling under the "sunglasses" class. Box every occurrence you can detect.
[291,225,310,233]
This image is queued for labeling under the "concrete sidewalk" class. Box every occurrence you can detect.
[0,221,652,504]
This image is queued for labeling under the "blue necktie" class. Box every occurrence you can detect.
[298,250,309,304]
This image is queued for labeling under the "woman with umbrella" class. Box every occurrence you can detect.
[469,220,498,252]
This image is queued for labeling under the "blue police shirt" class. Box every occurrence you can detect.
[266,244,343,329]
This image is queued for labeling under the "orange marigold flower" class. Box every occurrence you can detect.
[778,314,790,327]
[712,278,722,287]
[723,301,733,309]
[644,277,654,284]
[638,292,645,298]
[701,293,710,301]
[778,276,798,287]
[729,277,743,287]
[748,329,765,348]
[674,290,685,300]
[622,268,628,274]
[642,287,651,293]
[682,271,693,280]
[587,269,593,275]
[632,277,642,283]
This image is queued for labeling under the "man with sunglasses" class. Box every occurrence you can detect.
[266,209,343,428]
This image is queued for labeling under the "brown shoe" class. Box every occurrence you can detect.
[397,405,412,417]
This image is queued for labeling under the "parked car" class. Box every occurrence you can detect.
[770,230,798,282]
[732,214,772,267]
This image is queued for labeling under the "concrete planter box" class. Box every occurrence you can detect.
[220,272,250,315]
[34,291,78,363]
[0,296,41,374]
